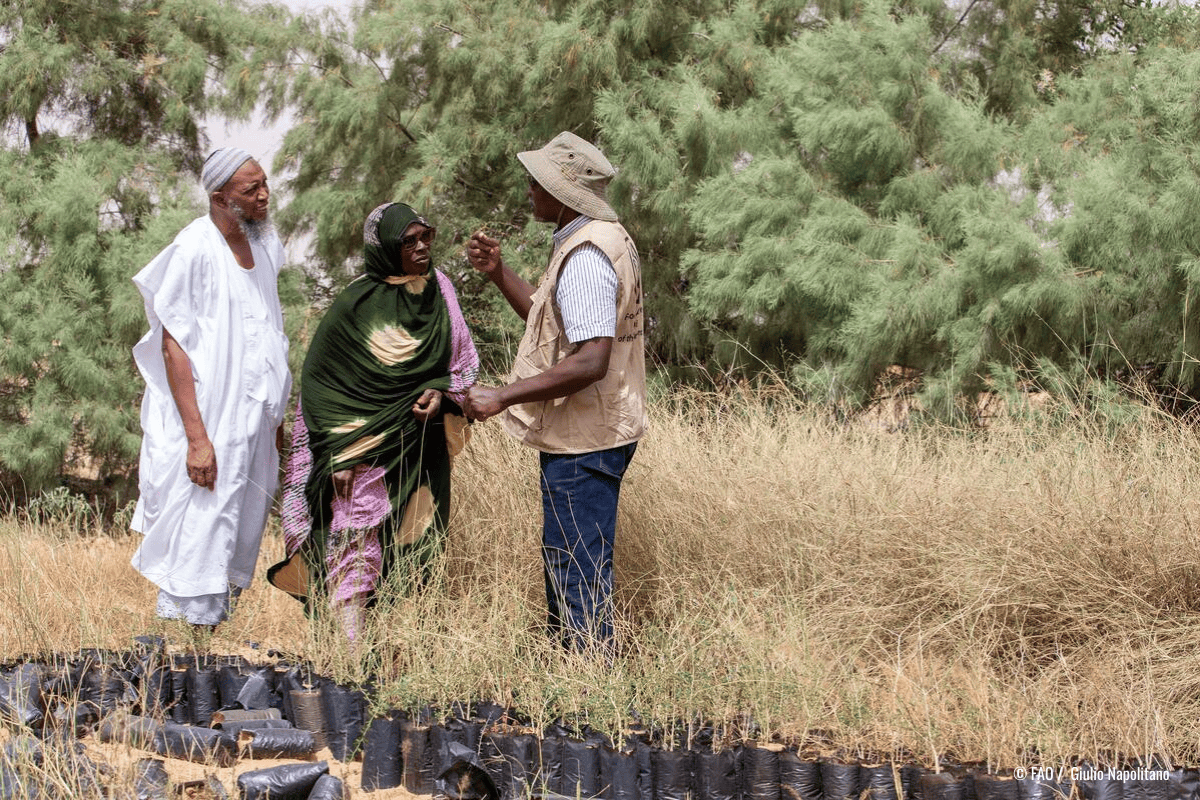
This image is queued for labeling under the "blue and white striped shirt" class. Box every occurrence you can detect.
[553,215,618,344]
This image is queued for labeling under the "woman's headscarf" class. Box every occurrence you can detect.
[364,203,431,281]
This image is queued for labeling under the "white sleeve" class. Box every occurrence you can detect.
[555,243,618,343]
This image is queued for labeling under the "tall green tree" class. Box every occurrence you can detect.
[0,0,296,493]
[675,0,1200,412]
[272,0,827,371]
[278,0,1199,413]
[669,4,1021,396]
[8,0,1192,493]
[1024,43,1200,396]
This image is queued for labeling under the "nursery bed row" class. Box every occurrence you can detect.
[0,644,1192,800]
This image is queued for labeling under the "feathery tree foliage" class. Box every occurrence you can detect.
[0,0,297,493]
[677,0,1200,412]
[5,0,1200,490]
[275,0,1199,417]
[272,0,886,369]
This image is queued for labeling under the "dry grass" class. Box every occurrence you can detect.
[5,385,1200,770]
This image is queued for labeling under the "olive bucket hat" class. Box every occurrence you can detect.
[518,131,619,222]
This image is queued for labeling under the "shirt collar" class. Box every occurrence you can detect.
[553,215,594,251]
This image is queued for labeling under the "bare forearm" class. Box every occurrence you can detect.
[466,338,612,421]
[162,330,208,443]
[467,231,536,320]
[498,356,605,405]
[163,329,217,489]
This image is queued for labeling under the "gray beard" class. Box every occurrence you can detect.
[230,202,274,246]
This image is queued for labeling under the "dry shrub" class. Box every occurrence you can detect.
[3,385,1200,767]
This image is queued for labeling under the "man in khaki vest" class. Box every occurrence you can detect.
[465,131,648,652]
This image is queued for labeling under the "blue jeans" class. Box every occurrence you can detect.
[539,443,637,651]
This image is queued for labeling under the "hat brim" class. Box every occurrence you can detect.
[518,150,619,222]
[266,551,310,603]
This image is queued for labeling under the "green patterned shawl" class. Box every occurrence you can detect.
[299,203,454,591]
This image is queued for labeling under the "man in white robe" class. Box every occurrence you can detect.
[130,147,292,627]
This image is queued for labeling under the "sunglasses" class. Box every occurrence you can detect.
[399,227,436,251]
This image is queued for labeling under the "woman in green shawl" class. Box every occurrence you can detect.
[273,203,478,640]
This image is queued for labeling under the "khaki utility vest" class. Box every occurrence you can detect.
[503,219,648,454]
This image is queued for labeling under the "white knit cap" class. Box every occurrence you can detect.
[201,148,255,194]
